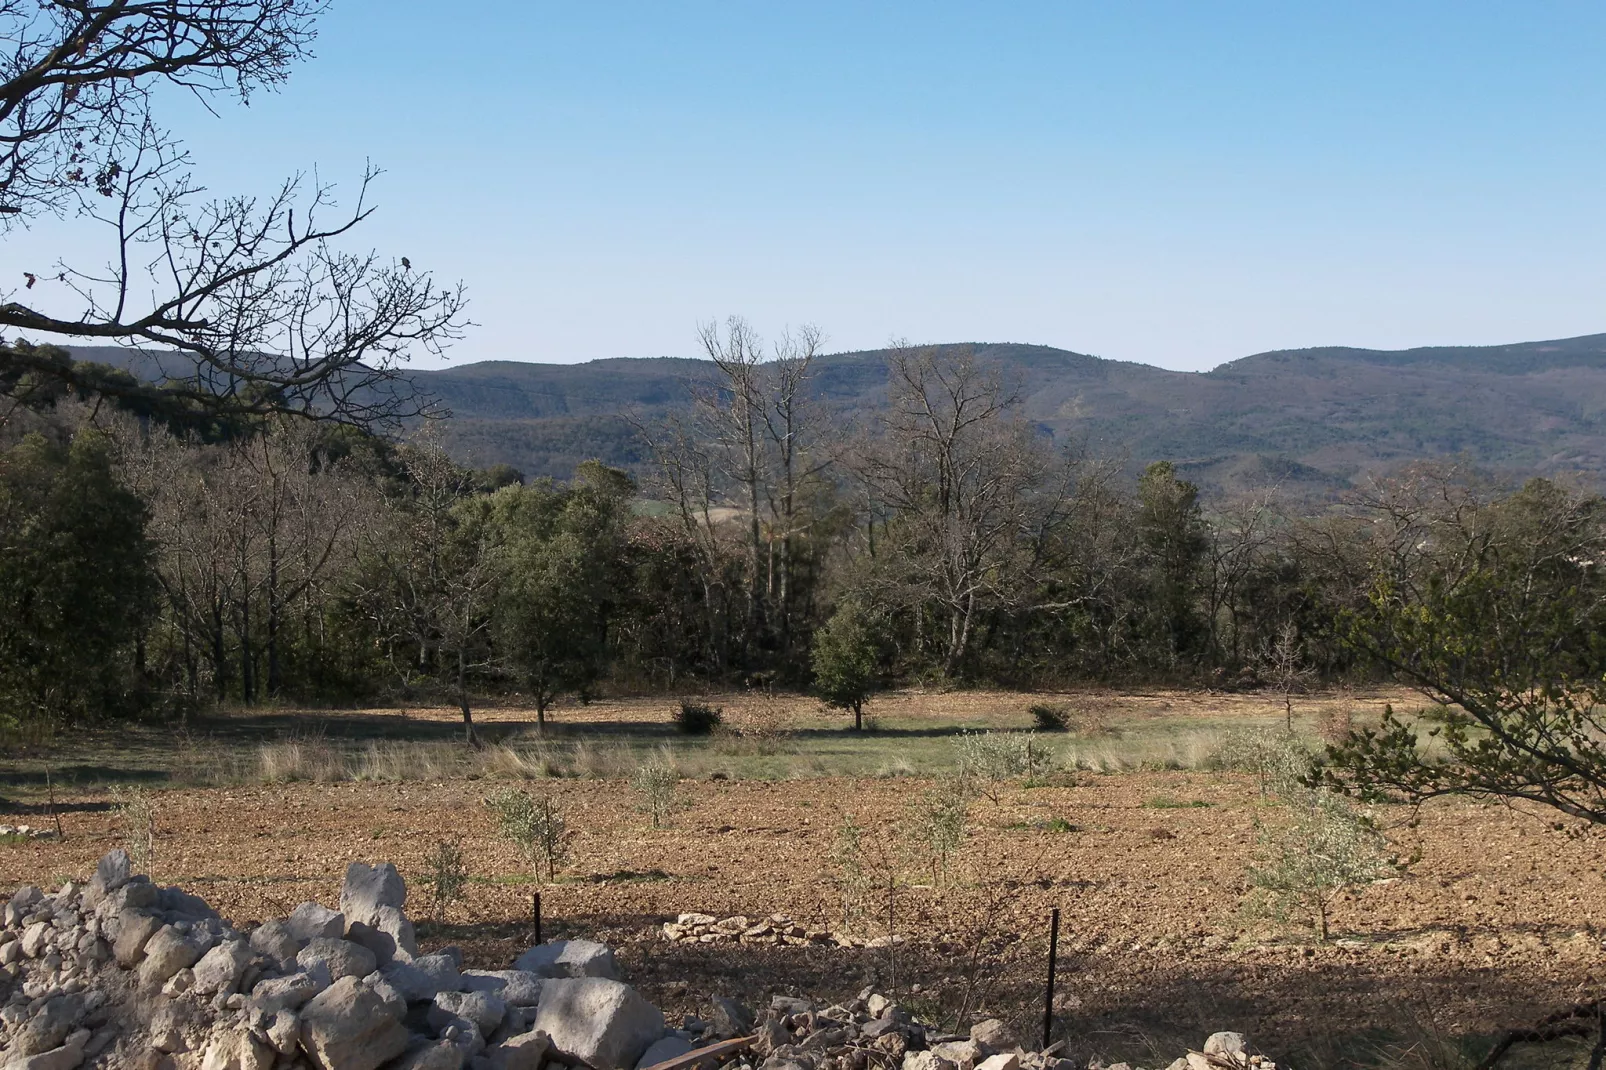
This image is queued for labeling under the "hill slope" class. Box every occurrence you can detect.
[57,335,1606,493]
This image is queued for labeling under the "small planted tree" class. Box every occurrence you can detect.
[1258,621,1315,734]
[811,598,882,730]
[1246,787,1393,942]
[953,730,1047,804]
[487,787,568,882]
[422,839,469,924]
[631,762,681,829]
[911,775,971,884]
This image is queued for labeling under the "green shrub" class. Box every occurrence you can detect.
[487,787,568,881]
[631,762,681,828]
[674,701,723,736]
[953,730,1049,803]
[1247,787,1394,941]
[421,839,469,923]
[1029,704,1070,732]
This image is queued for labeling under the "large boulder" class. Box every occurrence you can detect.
[340,862,407,928]
[138,924,207,987]
[248,918,302,963]
[347,904,417,966]
[297,936,377,981]
[534,978,665,1070]
[460,970,545,1007]
[382,953,459,1003]
[428,990,507,1037]
[514,939,618,980]
[298,976,410,1070]
[193,938,253,997]
[82,849,132,911]
[9,993,85,1056]
[285,901,345,943]
[247,971,327,1013]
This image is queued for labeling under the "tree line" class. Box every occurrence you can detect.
[4,327,1598,746]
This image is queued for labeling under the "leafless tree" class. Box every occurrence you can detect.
[351,431,497,744]
[855,345,1057,676]
[0,1,466,426]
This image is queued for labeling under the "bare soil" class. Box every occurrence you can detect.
[1,688,1599,1067]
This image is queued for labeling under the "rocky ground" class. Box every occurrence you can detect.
[0,853,1269,1070]
[0,771,1602,1066]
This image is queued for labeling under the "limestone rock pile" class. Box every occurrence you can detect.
[0,827,54,843]
[659,916,905,951]
[0,852,665,1070]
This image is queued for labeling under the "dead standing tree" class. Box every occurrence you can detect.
[856,345,1052,677]
[0,1,465,428]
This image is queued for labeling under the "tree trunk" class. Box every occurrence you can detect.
[854,701,863,732]
[457,647,479,747]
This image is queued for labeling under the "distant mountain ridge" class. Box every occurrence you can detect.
[56,334,1606,495]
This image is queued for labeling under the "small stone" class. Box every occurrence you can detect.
[968,1020,1017,1053]
[139,925,205,987]
[193,939,253,996]
[710,995,755,1038]
[975,1056,1019,1070]
[1203,1034,1248,1058]
[429,990,508,1037]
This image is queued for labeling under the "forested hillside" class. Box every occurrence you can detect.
[8,333,1603,740]
[398,335,1606,493]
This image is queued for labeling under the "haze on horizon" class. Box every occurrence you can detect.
[9,2,1606,373]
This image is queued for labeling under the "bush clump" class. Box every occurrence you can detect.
[674,701,724,736]
[1029,703,1070,731]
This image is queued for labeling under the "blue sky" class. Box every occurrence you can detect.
[18,2,1606,370]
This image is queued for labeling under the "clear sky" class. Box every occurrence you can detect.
[18,2,1606,371]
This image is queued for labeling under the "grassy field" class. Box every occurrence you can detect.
[1,685,1414,794]
[2,686,1601,1069]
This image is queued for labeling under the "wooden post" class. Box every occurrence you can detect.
[1042,907,1060,1050]
[533,892,542,945]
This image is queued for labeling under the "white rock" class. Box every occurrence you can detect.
[346,905,417,966]
[969,1020,1017,1052]
[514,939,619,980]
[429,989,508,1037]
[339,862,407,929]
[296,936,377,981]
[534,977,666,1070]
[138,925,205,987]
[487,1029,553,1070]
[284,902,345,943]
[904,1054,957,1070]
[635,1036,692,1070]
[298,975,411,1070]
[460,969,546,1007]
[248,970,327,1013]
[199,1028,275,1070]
[1203,1033,1248,1058]
[82,850,132,912]
[193,939,253,996]
[975,1056,1020,1070]
[21,921,51,958]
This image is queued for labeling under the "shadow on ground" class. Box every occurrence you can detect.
[416,909,1591,1070]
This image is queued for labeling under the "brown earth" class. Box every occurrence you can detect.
[2,764,1603,1066]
